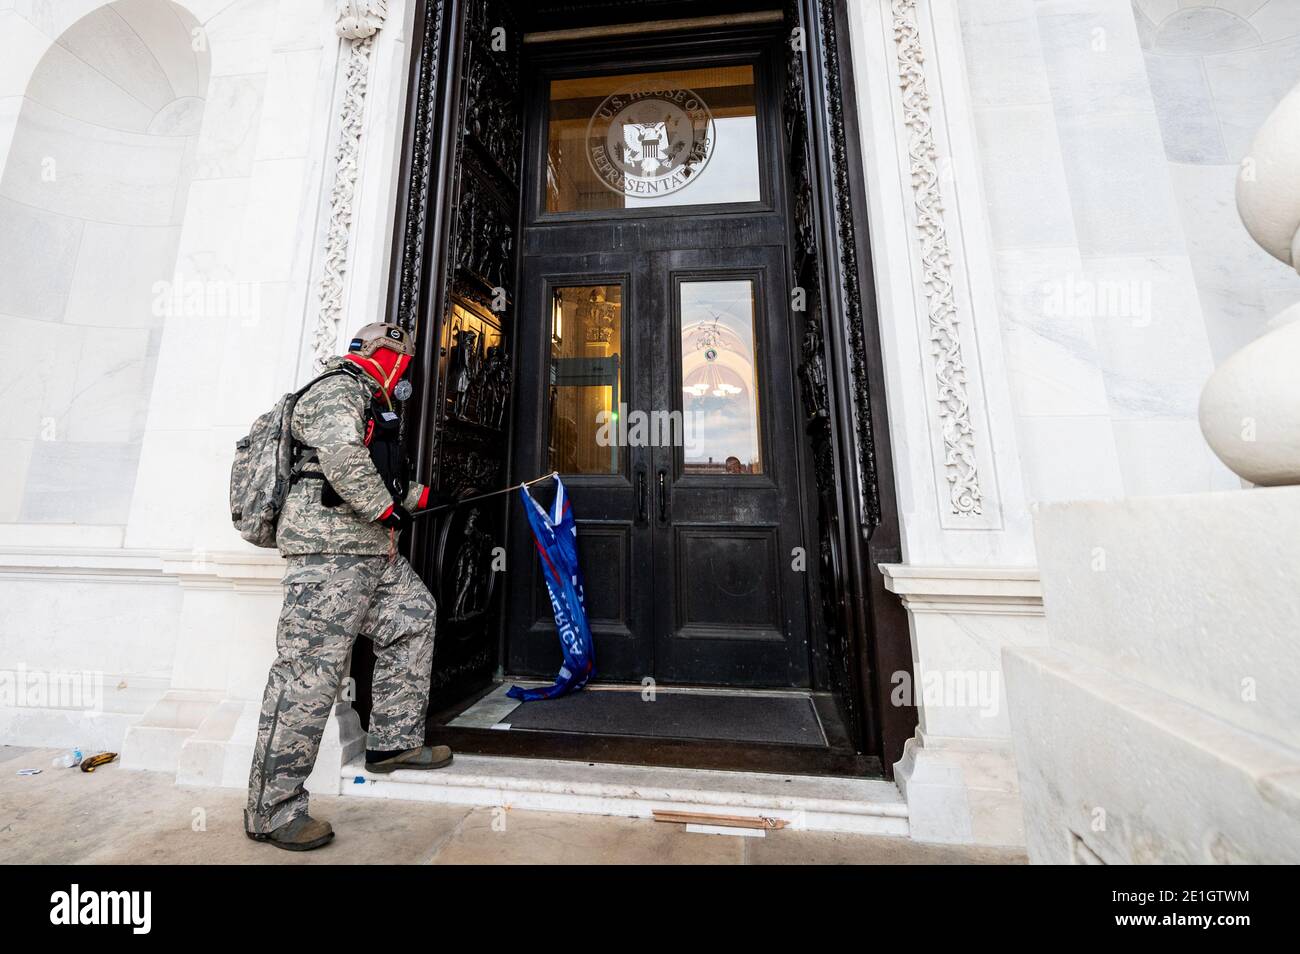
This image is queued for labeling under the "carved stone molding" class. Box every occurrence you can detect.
[891,0,983,516]
[337,0,388,40]
[312,4,389,370]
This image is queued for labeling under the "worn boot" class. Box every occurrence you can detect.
[365,745,454,773]
[246,814,335,852]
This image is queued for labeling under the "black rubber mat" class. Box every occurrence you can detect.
[504,690,826,747]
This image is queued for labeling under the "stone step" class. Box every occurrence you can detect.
[339,754,908,835]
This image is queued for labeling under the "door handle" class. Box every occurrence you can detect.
[636,468,647,525]
[657,469,668,524]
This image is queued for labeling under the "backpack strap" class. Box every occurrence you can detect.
[293,363,364,399]
[288,364,370,491]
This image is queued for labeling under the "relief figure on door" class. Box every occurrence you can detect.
[445,302,510,430]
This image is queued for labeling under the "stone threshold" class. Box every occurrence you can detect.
[338,754,909,835]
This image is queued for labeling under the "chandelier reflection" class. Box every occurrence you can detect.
[683,313,746,400]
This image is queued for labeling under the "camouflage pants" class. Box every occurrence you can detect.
[244,554,436,834]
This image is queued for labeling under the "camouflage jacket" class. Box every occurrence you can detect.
[276,358,425,556]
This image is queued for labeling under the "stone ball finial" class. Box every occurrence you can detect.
[1200,83,1300,486]
[1200,306,1300,486]
[1237,83,1300,270]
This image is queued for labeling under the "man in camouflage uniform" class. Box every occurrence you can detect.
[245,322,452,852]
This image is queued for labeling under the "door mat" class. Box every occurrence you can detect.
[504,690,826,747]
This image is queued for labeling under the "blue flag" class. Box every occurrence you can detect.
[507,477,594,701]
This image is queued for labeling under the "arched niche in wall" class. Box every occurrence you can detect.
[0,0,210,525]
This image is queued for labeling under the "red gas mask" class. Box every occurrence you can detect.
[344,322,415,401]
[345,347,410,397]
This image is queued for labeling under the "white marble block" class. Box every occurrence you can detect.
[883,565,1047,846]
[1005,487,1300,863]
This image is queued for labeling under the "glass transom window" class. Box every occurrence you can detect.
[546,65,761,213]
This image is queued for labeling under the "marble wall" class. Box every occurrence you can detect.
[1134,0,1300,362]
[0,0,209,526]
[959,0,1244,502]
[123,0,337,556]
[0,0,368,756]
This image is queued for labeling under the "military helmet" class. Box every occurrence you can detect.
[348,322,415,358]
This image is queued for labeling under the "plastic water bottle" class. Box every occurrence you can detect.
[52,747,83,769]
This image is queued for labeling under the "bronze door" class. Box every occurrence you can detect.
[385,0,914,771]
[506,243,811,687]
[648,245,810,686]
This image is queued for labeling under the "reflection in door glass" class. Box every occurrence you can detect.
[679,280,762,475]
[548,285,623,475]
[546,65,760,213]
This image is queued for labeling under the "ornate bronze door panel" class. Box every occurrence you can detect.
[360,0,526,720]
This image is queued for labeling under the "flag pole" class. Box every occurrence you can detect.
[410,471,559,518]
